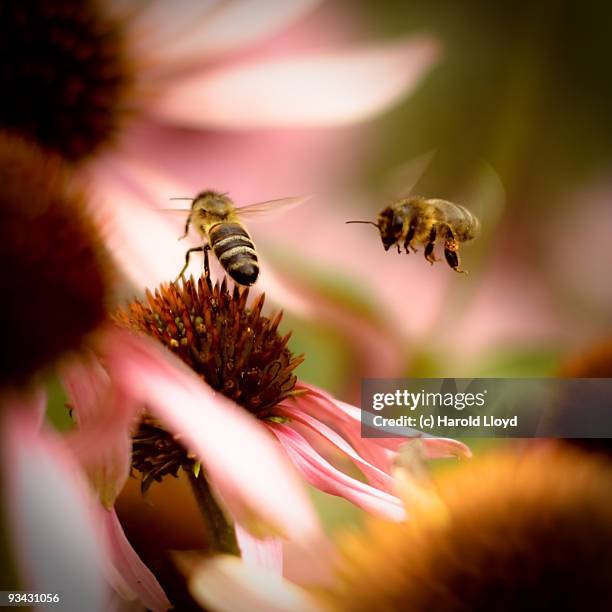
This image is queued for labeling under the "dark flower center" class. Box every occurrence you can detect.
[0,132,113,389]
[0,0,132,162]
[114,276,303,490]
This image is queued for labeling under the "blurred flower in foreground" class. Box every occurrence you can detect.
[324,447,612,612]
[64,277,470,581]
[0,132,168,609]
[2,393,170,611]
[0,132,112,390]
[186,446,612,612]
[0,0,442,287]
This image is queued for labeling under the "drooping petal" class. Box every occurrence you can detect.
[102,509,170,612]
[150,36,441,129]
[61,352,138,508]
[297,383,472,459]
[133,0,323,68]
[278,403,394,492]
[61,352,111,426]
[269,423,406,522]
[187,555,316,612]
[235,524,283,575]
[1,395,111,611]
[97,328,320,543]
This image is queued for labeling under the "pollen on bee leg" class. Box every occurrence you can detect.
[444,240,466,274]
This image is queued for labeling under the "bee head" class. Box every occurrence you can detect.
[377,206,403,251]
[192,190,233,219]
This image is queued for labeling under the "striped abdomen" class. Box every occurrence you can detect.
[209,222,259,286]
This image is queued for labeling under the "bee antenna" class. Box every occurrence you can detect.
[345,220,379,228]
[169,197,195,201]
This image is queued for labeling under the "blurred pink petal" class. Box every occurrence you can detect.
[235,524,283,575]
[150,36,441,128]
[91,160,191,287]
[62,352,137,508]
[102,509,170,612]
[1,394,111,611]
[270,423,407,521]
[117,119,357,204]
[61,354,111,426]
[188,555,316,612]
[98,328,320,542]
[132,0,323,67]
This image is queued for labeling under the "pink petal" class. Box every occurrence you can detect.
[116,117,358,204]
[269,423,406,521]
[61,352,138,508]
[97,328,319,542]
[1,395,111,610]
[89,158,194,288]
[298,383,472,459]
[102,509,170,612]
[188,555,316,612]
[278,403,394,492]
[60,353,111,426]
[235,524,283,575]
[134,0,323,68]
[150,36,441,128]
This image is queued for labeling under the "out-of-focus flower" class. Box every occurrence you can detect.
[0,0,442,287]
[186,446,612,612]
[2,391,170,611]
[2,392,111,610]
[0,132,112,390]
[0,132,169,609]
[323,447,612,611]
[64,277,469,578]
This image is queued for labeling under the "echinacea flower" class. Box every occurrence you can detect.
[185,446,612,612]
[0,132,168,609]
[0,131,315,609]
[64,275,469,592]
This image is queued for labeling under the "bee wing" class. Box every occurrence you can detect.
[461,159,506,233]
[235,195,312,220]
[382,149,437,199]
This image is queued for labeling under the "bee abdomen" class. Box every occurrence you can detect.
[210,223,260,286]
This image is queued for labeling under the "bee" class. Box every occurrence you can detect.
[347,196,480,273]
[170,190,308,286]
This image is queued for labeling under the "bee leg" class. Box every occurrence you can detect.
[444,238,467,274]
[424,226,438,265]
[178,214,192,240]
[203,244,212,289]
[404,219,417,254]
[176,245,204,281]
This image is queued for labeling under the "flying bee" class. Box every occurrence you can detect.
[169,190,309,286]
[347,196,480,273]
